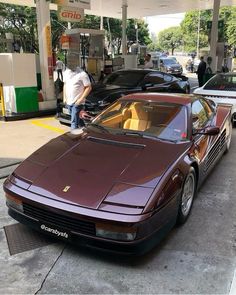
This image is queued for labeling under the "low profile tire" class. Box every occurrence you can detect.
[177,167,196,225]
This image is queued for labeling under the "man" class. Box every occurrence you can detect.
[56,57,64,81]
[63,66,92,132]
[196,56,206,87]
[144,54,153,69]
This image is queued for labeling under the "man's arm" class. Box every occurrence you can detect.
[75,85,92,105]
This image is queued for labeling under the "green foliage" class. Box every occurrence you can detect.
[180,10,211,53]
[0,3,38,52]
[158,27,183,54]
[179,7,236,53]
[0,3,151,55]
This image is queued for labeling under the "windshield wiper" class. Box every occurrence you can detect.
[88,123,109,133]
[157,137,177,143]
[118,131,157,140]
[123,131,143,137]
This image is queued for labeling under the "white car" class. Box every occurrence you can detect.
[193,73,236,125]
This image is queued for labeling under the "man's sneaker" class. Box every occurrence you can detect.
[70,128,84,135]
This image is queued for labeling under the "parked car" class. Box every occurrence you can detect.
[167,55,178,63]
[57,69,190,125]
[193,73,236,125]
[160,57,183,75]
[4,93,232,255]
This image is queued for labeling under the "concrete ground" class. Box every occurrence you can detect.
[0,79,236,294]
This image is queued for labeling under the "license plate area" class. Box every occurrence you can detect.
[39,223,70,240]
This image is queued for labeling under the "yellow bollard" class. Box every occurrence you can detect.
[0,83,6,117]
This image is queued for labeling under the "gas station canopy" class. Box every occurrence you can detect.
[1,0,236,18]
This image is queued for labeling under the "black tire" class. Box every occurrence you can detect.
[177,167,196,225]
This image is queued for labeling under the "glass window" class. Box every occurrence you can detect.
[144,73,165,84]
[200,99,213,118]
[161,58,175,65]
[92,100,188,142]
[192,100,209,129]
[103,71,145,87]
[204,74,236,91]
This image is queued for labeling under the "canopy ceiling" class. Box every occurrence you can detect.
[0,0,236,18]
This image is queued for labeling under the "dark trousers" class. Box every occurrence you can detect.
[57,69,63,81]
[198,74,204,87]
[67,104,85,130]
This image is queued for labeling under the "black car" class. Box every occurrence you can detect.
[57,69,190,125]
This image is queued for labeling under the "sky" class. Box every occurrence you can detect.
[146,13,185,36]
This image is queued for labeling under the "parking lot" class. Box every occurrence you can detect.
[0,88,236,294]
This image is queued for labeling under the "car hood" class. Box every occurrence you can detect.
[168,63,182,69]
[86,84,133,103]
[13,132,191,210]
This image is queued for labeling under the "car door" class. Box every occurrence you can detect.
[191,99,214,176]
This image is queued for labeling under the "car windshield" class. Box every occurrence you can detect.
[162,58,176,65]
[91,100,188,142]
[102,71,146,87]
[204,74,236,91]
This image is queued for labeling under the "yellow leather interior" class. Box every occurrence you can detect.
[123,102,150,131]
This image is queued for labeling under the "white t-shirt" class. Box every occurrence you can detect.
[56,60,64,70]
[144,60,153,69]
[64,68,91,105]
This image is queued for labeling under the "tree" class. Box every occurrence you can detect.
[180,7,236,53]
[158,27,183,55]
[180,10,211,53]
[0,3,38,52]
[0,3,151,55]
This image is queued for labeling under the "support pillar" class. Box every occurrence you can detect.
[121,1,128,56]
[209,0,221,73]
[36,0,55,105]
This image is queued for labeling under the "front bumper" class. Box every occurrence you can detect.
[7,204,175,255]
[4,177,178,255]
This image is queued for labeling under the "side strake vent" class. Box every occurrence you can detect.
[204,130,226,172]
[87,136,145,149]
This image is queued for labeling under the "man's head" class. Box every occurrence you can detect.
[145,54,151,61]
[57,57,61,60]
[200,56,204,61]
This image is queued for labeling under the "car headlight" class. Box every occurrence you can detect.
[96,223,137,241]
[5,193,23,212]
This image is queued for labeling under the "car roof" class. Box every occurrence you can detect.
[115,69,159,74]
[120,93,194,106]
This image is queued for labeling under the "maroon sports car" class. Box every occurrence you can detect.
[4,93,232,254]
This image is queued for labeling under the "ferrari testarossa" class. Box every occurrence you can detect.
[4,93,232,255]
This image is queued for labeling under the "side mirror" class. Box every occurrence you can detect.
[193,126,220,136]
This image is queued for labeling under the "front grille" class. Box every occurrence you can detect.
[23,203,96,236]
[204,129,226,172]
